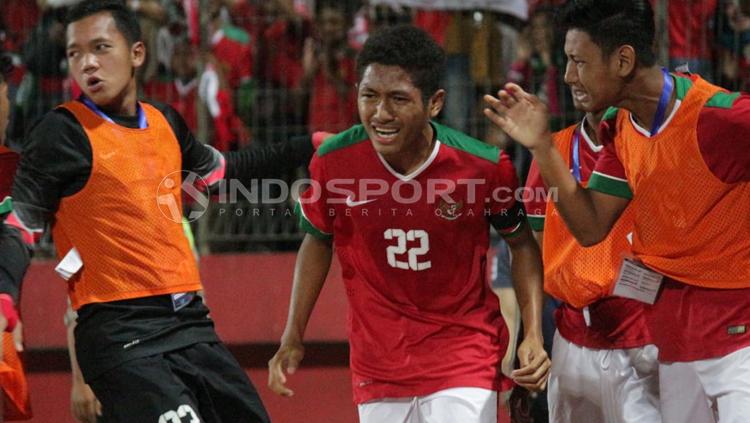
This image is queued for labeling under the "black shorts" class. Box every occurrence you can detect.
[88,342,270,423]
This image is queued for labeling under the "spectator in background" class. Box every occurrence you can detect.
[254,0,312,139]
[257,0,310,91]
[127,0,167,85]
[144,43,200,134]
[300,2,357,134]
[717,0,750,90]
[199,52,251,152]
[668,0,717,78]
[507,7,561,121]
[19,4,69,135]
[0,0,40,54]
[208,2,255,124]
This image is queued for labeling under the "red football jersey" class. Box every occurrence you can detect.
[298,123,524,403]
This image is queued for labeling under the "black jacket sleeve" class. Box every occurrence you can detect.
[153,102,314,186]
[0,223,31,302]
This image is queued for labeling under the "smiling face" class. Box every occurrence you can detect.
[357,64,444,160]
[564,29,625,113]
[66,11,144,114]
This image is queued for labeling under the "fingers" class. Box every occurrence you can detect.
[12,321,23,352]
[512,351,551,392]
[268,348,301,397]
[504,83,533,103]
[267,356,293,397]
[483,96,510,130]
[72,400,97,423]
[515,366,550,392]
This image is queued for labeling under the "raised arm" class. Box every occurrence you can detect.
[267,234,333,397]
[484,84,629,246]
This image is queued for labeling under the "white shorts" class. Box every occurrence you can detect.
[659,345,750,423]
[548,331,661,423]
[357,387,496,423]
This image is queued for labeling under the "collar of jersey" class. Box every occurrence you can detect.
[376,139,441,181]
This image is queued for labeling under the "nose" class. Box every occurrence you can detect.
[373,100,394,122]
[563,60,578,85]
[80,53,99,74]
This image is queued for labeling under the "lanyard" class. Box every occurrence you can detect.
[80,96,147,129]
[571,130,582,183]
[650,68,674,136]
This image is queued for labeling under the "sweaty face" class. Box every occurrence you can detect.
[564,29,623,113]
[357,64,440,159]
[66,12,143,112]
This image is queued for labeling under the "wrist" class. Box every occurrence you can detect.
[281,327,304,345]
[528,133,554,155]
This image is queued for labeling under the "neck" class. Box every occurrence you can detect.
[383,124,435,175]
[583,110,604,145]
[618,66,675,131]
[100,79,138,116]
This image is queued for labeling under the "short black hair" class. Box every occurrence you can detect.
[558,0,656,67]
[356,25,446,102]
[66,0,142,45]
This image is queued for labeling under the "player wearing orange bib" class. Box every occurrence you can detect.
[485,1,750,422]
[525,106,660,422]
[0,1,315,421]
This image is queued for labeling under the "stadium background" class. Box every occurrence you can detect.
[2,0,748,421]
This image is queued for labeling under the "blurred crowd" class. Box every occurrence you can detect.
[0,0,748,251]
[1,0,749,153]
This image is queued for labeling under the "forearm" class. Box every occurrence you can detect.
[224,135,314,186]
[65,315,85,384]
[507,228,544,339]
[531,144,611,245]
[282,235,333,342]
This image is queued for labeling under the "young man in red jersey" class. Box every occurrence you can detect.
[524,99,660,422]
[486,1,750,422]
[268,25,550,422]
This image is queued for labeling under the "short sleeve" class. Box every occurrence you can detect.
[588,141,633,199]
[296,153,334,240]
[523,159,546,232]
[489,152,525,238]
[697,93,750,183]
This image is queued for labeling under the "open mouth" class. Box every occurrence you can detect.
[571,88,589,103]
[372,125,399,142]
[87,77,104,92]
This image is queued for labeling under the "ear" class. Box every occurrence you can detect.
[131,41,146,68]
[427,89,446,118]
[613,45,637,77]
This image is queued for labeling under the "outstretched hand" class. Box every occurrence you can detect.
[483,83,553,151]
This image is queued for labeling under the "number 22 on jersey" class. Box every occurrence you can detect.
[384,229,431,271]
